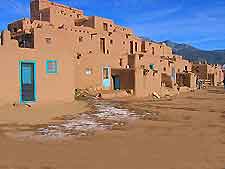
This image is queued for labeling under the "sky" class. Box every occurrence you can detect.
[0,0,225,50]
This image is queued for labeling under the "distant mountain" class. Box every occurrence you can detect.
[162,40,225,64]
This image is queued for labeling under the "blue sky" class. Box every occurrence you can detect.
[1,0,225,50]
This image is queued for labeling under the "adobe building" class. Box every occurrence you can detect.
[0,0,168,104]
[158,49,196,89]
[0,0,218,105]
[173,55,196,89]
[192,63,224,86]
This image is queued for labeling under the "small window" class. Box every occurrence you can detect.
[77,53,82,59]
[185,66,188,71]
[103,68,109,79]
[135,42,138,52]
[103,23,108,31]
[164,67,166,71]
[149,64,155,70]
[46,60,58,74]
[139,55,143,60]
[119,58,123,67]
[79,36,83,42]
[46,38,52,44]
[110,39,113,44]
[13,28,18,33]
[85,68,93,75]
[100,38,106,53]
[152,47,155,55]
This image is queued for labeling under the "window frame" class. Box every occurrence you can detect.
[46,60,59,74]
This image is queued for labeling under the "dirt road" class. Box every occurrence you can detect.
[0,87,225,169]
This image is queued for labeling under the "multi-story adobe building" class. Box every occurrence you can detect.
[0,0,214,105]
[173,55,196,89]
[192,63,224,86]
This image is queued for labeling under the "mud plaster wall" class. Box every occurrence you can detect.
[176,73,196,88]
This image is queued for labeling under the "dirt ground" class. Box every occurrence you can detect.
[0,101,89,125]
[0,87,225,169]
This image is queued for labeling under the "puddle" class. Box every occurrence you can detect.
[8,98,159,140]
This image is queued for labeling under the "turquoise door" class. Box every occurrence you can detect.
[114,76,120,90]
[20,61,36,103]
[102,67,111,89]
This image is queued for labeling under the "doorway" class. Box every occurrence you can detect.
[20,61,36,103]
[102,66,111,89]
[112,75,121,90]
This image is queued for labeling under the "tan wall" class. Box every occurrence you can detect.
[192,64,208,79]
[176,73,196,89]
[174,55,192,73]
[133,51,161,97]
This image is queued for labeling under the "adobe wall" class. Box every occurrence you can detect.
[208,65,224,86]
[31,0,84,26]
[192,64,208,79]
[176,73,196,89]
[133,51,161,97]
[174,55,192,73]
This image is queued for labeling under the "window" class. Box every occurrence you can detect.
[103,23,108,31]
[79,36,83,42]
[45,37,52,44]
[139,55,143,60]
[46,60,58,74]
[152,47,155,55]
[130,41,134,54]
[135,42,138,52]
[149,64,155,70]
[119,58,123,67]
[100,38,106,54]
[164,67,166,71]
[185,66,188,71]
[85,68,93,75]
[103,68,109,79]
[77,53,81,59]
[110,39,113,45]
[13,28,18,33]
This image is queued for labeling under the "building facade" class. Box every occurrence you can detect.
[0,0,223,104]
